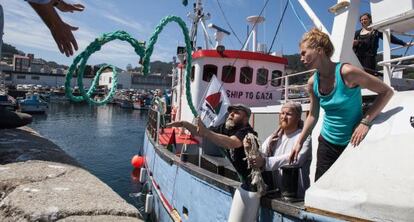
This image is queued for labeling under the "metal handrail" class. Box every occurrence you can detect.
[377,45,411,54]
[276,69,315,103]
[377,54,414,66]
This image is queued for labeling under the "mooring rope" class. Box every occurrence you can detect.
[65,16,198,117]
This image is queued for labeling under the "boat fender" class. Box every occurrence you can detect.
[410,116,414,128]
[228,186,261,222]
[145,193,154,214]
[131,155,145,168]
[139,168,147,183]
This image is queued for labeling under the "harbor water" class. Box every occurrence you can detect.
[29,101,146,207]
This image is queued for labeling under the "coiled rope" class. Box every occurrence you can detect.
[65,15,197,117]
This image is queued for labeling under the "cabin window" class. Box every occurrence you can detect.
[31,76,40,80]
[191,66,195,82]
[256,68,268,85]
[222,65,236,83]
[202,64,217,82]
[271,70,282,87]
[240,66,253,84]
[17,75,26,79]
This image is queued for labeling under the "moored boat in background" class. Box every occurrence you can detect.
[18,92,48,114]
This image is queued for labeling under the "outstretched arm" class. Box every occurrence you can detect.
[166,117,243,149]
[289,77,320,163]
[29,1,83,56]
[53,0,85,13]
[378,31,408,46]
[342,64,394,146]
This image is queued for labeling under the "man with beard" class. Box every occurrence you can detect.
[247,102,311,198]
[165,104,257,190]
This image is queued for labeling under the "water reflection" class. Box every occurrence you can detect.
[30,101,147,206]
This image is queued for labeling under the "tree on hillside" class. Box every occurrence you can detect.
[2,43,24,57]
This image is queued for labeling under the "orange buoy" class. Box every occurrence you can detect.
[131,155,145,168]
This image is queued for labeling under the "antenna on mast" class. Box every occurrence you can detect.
[187,0,212,50]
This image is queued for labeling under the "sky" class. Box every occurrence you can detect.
[1,0,410,70]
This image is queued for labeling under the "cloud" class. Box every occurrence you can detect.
[103,14,150,35]
[0,0,176,69]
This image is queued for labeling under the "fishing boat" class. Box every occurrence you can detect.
[138,0,414,221]
[0,94,18,111]
[18,92,48,114]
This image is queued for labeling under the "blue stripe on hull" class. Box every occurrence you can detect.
[143,132,233,222]
[143,132,330,222]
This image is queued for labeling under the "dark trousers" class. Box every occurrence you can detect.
[315,135,347,181]
[357,55,377,75]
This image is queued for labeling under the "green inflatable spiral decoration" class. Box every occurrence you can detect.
[65,15,197,117]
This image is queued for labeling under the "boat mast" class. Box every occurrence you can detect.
[187,0,212,50]
[297,0,361,68]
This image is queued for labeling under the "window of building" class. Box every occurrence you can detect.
[202,64,217,82]
[191,66,195,82]
[271,70,283,87]
[109,77,112,83]
[240,66,253,84]
[222,65,236,83]
[31,76,40,80]
[256,68,268,85]
[17,75,26,79]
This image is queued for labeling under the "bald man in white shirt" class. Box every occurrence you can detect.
[247,102,311,198]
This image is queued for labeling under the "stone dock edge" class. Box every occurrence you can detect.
[0,127,144,221]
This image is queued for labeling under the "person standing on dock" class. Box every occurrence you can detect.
[152,89,167,128]
[353,13,409,75]
[289,28,394,181]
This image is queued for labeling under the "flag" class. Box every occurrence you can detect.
[166,129,177,154]
[199,75,231,127]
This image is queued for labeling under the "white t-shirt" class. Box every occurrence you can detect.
[260,128,312,198]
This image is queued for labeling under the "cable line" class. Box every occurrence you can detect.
[268,0,289,54]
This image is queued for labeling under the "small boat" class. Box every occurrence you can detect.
[0,94,18,111]
[18,92,48,114]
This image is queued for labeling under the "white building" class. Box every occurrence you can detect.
[4,70,93,88]
[13,55,30,72]
[99,70,172,90]
[29,58,45,73]
[99,70,131,89]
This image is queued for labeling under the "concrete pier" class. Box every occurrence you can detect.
[0,127,143,221]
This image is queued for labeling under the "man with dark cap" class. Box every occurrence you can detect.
[165,104,257,190]
[167,104,263,221]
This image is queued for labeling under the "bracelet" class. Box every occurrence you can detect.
[360,118,372,127]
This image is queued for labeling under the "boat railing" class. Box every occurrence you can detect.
[271,69,315,103]
[147,108,161,144]
[377,54,414,82]
[377,44,413,54]
[377,54,414,67]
